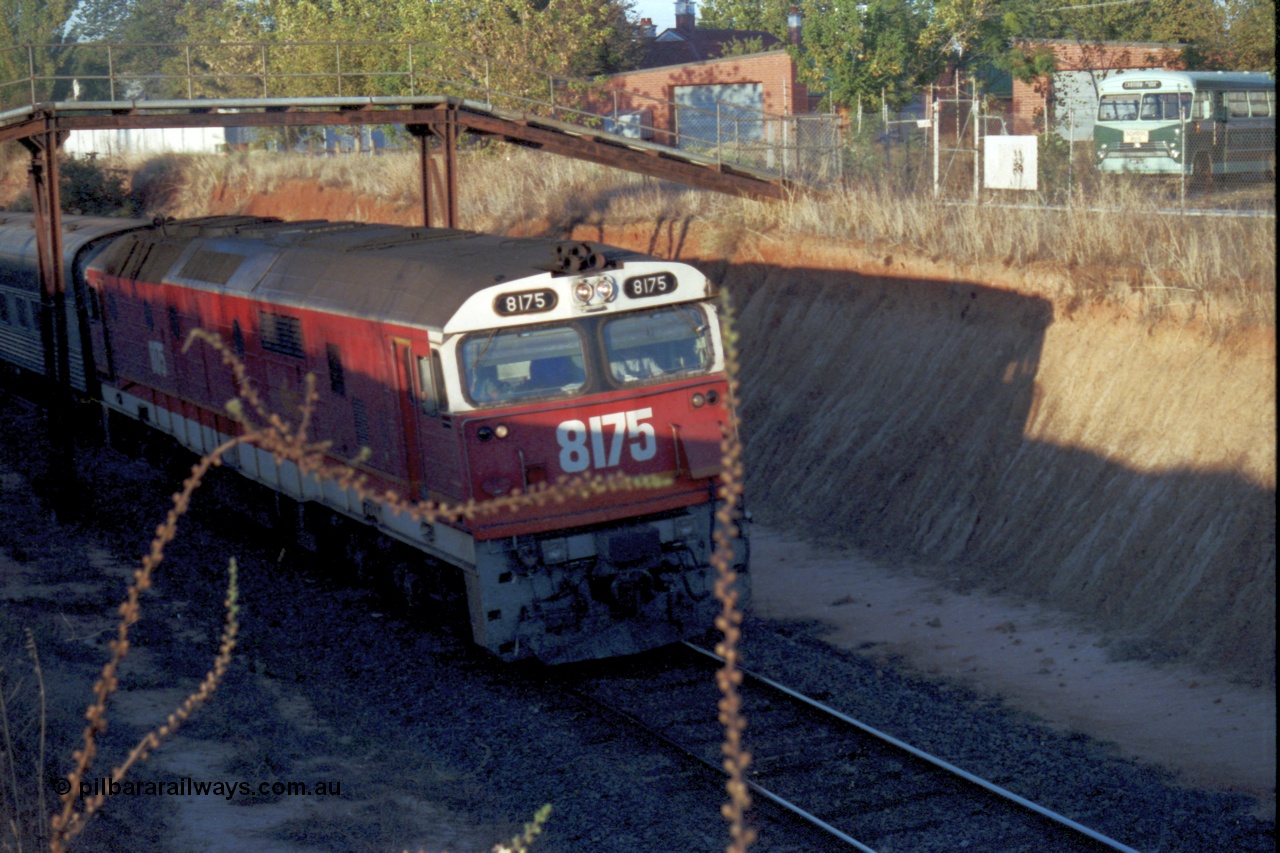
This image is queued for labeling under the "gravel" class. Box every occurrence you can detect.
[0,391,1273,852]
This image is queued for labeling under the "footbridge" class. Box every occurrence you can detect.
[1,39,836,414]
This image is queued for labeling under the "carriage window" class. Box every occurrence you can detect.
[461,325,585,405]
[602,305,712,386]
[1247,90,1271,117]
[1227,91,1250,117]
[0,294,9,324]
[15,298,28,328]
[231,319,245,358]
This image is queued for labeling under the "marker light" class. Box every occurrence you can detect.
[494,424,510,439]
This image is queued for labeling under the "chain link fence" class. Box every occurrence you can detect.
[833,83,1275,213]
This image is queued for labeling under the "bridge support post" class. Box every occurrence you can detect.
[409,107,459,230]
[19,123,80,518]
[19,125,70,395]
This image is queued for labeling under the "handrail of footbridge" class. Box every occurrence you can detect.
[0,40,837,196]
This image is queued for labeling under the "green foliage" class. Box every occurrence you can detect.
[717,36,770,58]
[799,0,935,111]
[1223,0,1275,71]
[58,157,138,216]
[698,0,793,35]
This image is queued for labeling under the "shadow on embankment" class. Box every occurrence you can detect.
[723,263,1275,687]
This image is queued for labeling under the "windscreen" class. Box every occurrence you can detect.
[602,305,712,385]
[1098,92,1191,122]
[461,325,585,404]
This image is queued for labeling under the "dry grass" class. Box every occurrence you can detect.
[109,146,1274,331]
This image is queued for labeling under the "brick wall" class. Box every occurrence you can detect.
[607,51,808,143]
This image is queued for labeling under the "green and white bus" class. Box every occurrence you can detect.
[1094,70,1274,184]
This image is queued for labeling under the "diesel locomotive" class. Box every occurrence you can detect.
[0,212,747,662]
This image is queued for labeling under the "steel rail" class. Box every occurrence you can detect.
[683,641,1146,853]
[559,673,879,852]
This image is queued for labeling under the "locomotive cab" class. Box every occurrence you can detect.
[441,264,747,661]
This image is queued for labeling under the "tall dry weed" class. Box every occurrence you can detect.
[8,320,751,850]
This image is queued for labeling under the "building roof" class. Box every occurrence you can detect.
[635,26,783,70]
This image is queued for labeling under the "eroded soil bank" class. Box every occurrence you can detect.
[199,181,1277,686]
[571,218,1276,689]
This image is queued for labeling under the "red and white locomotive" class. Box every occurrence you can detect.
[0,213,747,662]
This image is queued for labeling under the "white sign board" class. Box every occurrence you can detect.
[984,136,1038,191]
[64,126,228,157]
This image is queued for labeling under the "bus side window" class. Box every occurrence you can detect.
[1227,91,1250,118]
[1247,90,1270,117]
[1194,92,1212,120]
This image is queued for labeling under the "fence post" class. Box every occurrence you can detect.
[108,45,115,101]
[261,44,268,98]
[1067,105,1074,199]
[932,98,940,198]
[973,87,980,200]
[1179,107,1187,207]
[186,45,193,100]
[27,45,36,105]
[716,101,722,166]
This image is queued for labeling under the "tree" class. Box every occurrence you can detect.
[797,0,934,110]
[698,0,794,34]
[1,0,76,103]
[1224,0,1275,70]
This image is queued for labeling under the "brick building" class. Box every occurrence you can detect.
[605,2,816,148]
[1007,40,1187,133]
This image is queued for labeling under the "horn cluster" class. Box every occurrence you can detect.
[554,241,607,273]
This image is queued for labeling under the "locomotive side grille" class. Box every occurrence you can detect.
[259,311,304,358]
[134,242,186,284]
[352,397,371,447]
[178,249,244,285]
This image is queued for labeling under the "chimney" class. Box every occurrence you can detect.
[674,1,695,32]
[788,7,803,47]
[639,17,656,38]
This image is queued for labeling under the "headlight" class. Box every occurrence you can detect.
[573,275,617,308]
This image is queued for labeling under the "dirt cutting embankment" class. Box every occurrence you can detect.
[575,222,1276,687]
[192,184,1278,685]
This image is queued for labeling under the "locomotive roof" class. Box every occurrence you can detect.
[98,216,646,333]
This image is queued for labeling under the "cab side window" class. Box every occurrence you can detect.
[416,352,449,416]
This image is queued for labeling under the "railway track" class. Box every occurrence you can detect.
[561,641,1145,853]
